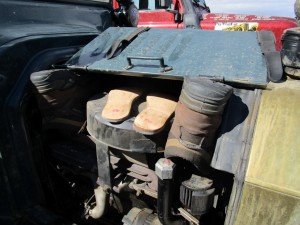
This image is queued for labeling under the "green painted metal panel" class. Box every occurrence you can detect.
[67,27,268,87]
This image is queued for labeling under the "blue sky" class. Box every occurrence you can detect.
[207,0,296,18]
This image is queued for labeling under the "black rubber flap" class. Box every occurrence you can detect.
[67,27,268,87]
[211,88,261,174]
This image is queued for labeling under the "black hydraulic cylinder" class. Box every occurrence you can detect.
[157,178,186,225]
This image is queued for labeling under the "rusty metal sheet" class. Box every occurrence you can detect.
[67,27,268,87]
[211,88,261,174]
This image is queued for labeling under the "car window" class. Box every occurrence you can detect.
[134,0,173,10]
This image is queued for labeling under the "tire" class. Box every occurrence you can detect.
[295,0,300,19]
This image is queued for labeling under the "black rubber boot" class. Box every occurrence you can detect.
[165,77,233,173]
[30,69,98,130]
[281,27,300,78]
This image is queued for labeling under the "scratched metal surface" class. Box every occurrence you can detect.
[211,88,261,174]
[67,27,268,86]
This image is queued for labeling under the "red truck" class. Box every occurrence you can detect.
[113,0,298,50]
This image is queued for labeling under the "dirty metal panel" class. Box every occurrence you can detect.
[246,80,300,198]
[67,27,268,87]
[211,88,261,174]
[233,182,300,225]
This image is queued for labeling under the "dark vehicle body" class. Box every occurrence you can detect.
[0,1,110,223]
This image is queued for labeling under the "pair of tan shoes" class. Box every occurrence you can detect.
[101,89,177,135]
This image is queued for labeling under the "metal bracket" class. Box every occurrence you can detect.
[124,56,173,72]
[96,141,112,189]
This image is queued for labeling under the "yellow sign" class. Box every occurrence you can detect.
[215,22,258,31]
